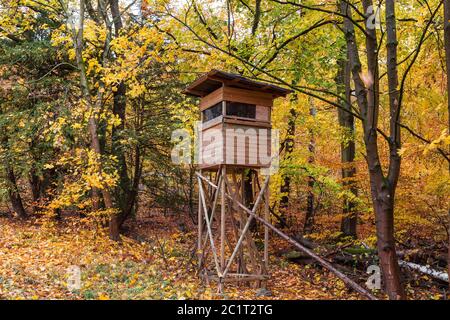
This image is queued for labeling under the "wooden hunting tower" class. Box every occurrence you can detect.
[184,70,290,292]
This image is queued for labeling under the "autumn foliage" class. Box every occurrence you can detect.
[0,0,449,300]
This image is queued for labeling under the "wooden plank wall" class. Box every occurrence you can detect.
[200,86,274,110]
[200,123,272,167]
[198,85,274,168]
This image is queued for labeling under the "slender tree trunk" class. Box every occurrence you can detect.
[72,0,114,224]
[251,0,262,35]
[1,131,27,219]
[280,107,296,221]
[243,169,257,231]
[279,175,290,215]
[119,145,142,226]
[29,170,41,210]
[109,81,130,235]
[341,0,405,299]
[443,0,450,287]
[188,166,195,220]
[5,162,27,219]
[28,140,41,208]
[384,0,405,299]
[243,169,254,207]
[337,51,358,238]
[304,100,316,234]
[107,0,138,239]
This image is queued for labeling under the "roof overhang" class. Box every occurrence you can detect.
[183,69,292,98]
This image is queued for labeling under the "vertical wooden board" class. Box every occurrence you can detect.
[256,106,270,122]
[222,102,226,165]
[222,123,272,166]
[202,123,224,165]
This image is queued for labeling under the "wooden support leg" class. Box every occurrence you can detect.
[198,170,203,269]
[263,176,270,288]
[198,175,222,271]
[198,176,221,276]
[219,166,226,293]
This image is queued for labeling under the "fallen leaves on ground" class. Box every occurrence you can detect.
[0,215,445,300]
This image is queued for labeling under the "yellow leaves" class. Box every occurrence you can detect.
[430,294,441,300]
[68,48,76,61]
[111,114,122,127]
[87,59,102,75]
[100,113,122,131]
[423,130,450,156]
[98,293,110,300]
[40,148,119,225]
[84,20,107,45]
[72,123,83,130]
[171,232,182,240]
[82,170,118,190]
[110,36,129,53]
[102,71,121,87]
[397,147,407,157]
[83,173,104,189]
[313,273,322,283]
[128,83,146,98]
[82,150,119,190]
[308,230,343,242]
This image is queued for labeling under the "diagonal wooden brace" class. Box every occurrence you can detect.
[198,176,222,276]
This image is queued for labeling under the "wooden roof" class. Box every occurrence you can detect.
[183,69,292,98]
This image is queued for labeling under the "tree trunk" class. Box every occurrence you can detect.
[303,100,316,234]
[337,50,358,238]
[6,162,27,219]
[384,0,405,299]
[341,0,406,299]
[251,0,262,35]
[443,0,450,287]
[280,107,296,220]
[72,0,115,227]
[120,145,142,226]
[107,0,138,239]
[243,169,257,231]
[1,132,27,219]
[188,165,195,221]
[29,170,41,212]
[243,170,254,207]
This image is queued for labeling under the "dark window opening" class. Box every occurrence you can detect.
[226,102,256,119]
[202,102,222,122]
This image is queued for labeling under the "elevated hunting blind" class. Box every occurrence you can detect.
[184,69,290,169]
[184,70,290,292]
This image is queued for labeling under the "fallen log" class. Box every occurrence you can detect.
[343,247,376,255]
[399,260,449,283]
[283,251,317,265]
[197,173,377,301]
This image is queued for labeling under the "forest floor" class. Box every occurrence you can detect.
[0,212,447,300]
